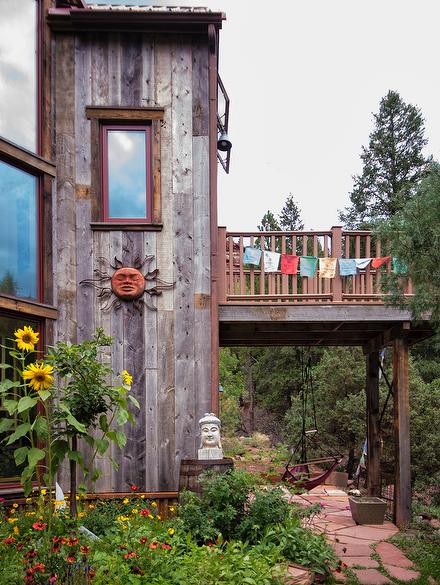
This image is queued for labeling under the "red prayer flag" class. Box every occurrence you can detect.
[371,256,391,269]
[281,254,299,275]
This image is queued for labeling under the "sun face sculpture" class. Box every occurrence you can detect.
[80,254,174,314]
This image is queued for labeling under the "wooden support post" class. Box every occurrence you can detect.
[366,351,381,496]
[217,227,227,303]
[393,338,411,527]
[331,226,343,302]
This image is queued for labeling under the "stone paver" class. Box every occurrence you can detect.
[383,565,421,582]
[376,542,415,568]
[344,556,380,568]
[332,542,375,557]
[336,525,399,540]
[352,569,392,584]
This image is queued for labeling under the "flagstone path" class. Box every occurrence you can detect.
[287,485,422,584]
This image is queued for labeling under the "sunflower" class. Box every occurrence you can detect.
[14,326,39,352]
[122,369,133,386]
[22,362,54,392]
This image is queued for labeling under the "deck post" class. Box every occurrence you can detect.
[217,227,227,303]
[393,337,411,527]
[331,226,343,301]
[366,350,381,496]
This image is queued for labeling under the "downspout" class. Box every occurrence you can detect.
[208,23,219,414]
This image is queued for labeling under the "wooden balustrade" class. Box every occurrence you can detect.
[217,226,412,304]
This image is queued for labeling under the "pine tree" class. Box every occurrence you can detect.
[278,194,304,231]
[339,90,431,228]
[257,210,280,232]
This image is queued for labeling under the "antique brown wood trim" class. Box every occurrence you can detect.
[0,295,57,320]
[90,222,163,231]
[86,107,164,121]
[152,119,161,223]
[0,138,56,177]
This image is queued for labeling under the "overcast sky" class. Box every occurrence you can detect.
[8,0,437,233]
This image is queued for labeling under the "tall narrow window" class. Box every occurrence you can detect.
[0,0,37,152]
[102,125,152,222]
[0,160,39,300]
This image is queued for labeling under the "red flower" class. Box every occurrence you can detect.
[66,556,75,564]
[52,545,60,554]
[32,521,47,531]
[2,537,14,544]
[140,537,148,544]
[25,550,37,559]
[67,537,78,547]
[149,542,158,549]
[53,536,61,543]
[130,485,138,491]
[140,508,151,517]
[123,552,137,559]
[49,575,58,583]
[161,543,171,550]
[80,545,90,554]
[32,563,45,573]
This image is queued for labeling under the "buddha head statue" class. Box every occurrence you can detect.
[198,412,222,450]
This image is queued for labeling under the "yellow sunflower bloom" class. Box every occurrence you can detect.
[14,326,39,352]
[22,362,54,392]
[122,370,133,386]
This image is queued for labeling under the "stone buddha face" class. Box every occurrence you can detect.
[200,423,221,449]
[111,267,145,301]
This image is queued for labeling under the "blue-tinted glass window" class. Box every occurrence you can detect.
[0,0,37,152]
[104,127,151,220]
[0,161,38,299]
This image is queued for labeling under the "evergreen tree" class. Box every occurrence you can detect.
[339,90,431,228]
[257,210,280,232]
[278,193,304,231]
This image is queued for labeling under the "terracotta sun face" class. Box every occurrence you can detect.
[111,267,145,301]
[80,254,174,314]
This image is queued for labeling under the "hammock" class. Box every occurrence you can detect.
[282,456,342,491]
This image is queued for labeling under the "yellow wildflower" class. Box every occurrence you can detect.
[122,370,133,386]
[122,524,127,530]
[123,498,129,504]
[157,515,161,520]
[9,509,15,514]
[88,504,95,510]
[12,503,18,509]
[26,512,36,516]
[14,326,39,352]
[13,526,19,535]
[40,489,47,496]
[22,362,54,392]
[167,528,175,536]
[25,498,32,503]
[148,514,153,520]
[169,506,175,512]
[131,508,138,514]
[140,495,145,499]
[151,502,157,508]
[78,512,86,518]
[75,495,80,501]
[7,518,17,524]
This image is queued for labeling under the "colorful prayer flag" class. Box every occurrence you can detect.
[243,246,262,266]
[318,257,337,279]
[281,254,299,275]
[372,255,391,269]
[300,256,318,277]
[263,251,280,272]
[392,257,408,275]
[338,258,357,276]
[354,258,372,270]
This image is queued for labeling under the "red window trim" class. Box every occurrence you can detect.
[100,124,153,223]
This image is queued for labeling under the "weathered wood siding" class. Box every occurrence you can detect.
[53,31,212,491]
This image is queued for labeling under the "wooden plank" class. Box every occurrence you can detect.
[393,338,411,527]
[174,191,196,476]
[171,40,193,194]
[121,34,142,107]
[152,120,162,223]
[75,34,91,188]
[193,136,211,425]
[141,35,155,106]
[157,310,176,490]
[108,32,121,105]
[86,107,165,120]
[55,34,77,344]
[91,33,109,106]
[0,295,57,320]
[42,174,54,305]
[192,40,209,136]
[0,138,56,176]
[366,352,381,496]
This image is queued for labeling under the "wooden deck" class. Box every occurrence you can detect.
[217,227,432,348]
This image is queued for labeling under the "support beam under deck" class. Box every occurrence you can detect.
[366,351,381,496]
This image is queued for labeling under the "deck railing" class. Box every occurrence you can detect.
[218,226,413,304]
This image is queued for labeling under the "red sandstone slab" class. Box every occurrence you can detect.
[336,525,398,541]
[329,534,379,546]
[353,569,392,584]
[344,556,379,568]
[376,542,415,568]
[383,564,420,581]
[325,514,357,526]
[332,542,374,557]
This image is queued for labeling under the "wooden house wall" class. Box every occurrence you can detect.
[53,31,212,491]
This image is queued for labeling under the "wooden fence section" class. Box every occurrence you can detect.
[218,226,413,304]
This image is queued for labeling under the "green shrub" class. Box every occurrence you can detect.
[237,489,290,543]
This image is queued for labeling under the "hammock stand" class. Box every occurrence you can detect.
[281,352,342,491]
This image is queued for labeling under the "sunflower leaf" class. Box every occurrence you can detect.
[0,379,21,393]
[6,423,31,445]
[0,418,14,433]
[17,396,38,413]
[38,389,51,402]
[3,399,18,415]
[27,447,45,468]
[14,446,29,466]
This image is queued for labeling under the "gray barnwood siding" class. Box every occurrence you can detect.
[53,32,212,491]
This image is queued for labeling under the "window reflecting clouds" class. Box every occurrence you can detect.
[0,0,37,151]
[107,130,148,219]
[0,161,38,299]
